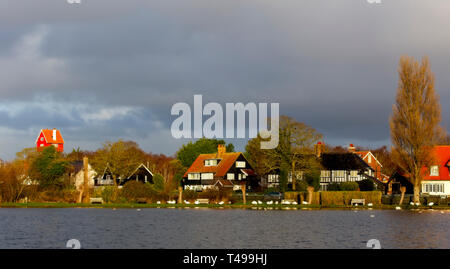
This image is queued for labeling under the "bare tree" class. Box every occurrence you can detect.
[390,56,442,203]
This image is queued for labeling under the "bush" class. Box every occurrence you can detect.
[295,180,308,192]
[101,186,117,203]
[182,189,198,201]
[340,182,359,191]
[198,188,231,202]
[304,171,321,191]
[358,179,375,191]
[327,183,340,191]
[120,181,154,202]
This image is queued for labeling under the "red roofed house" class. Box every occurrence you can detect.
[182,144,257,191]
[36,129,64,152]
[348,144,389,183]
[420,145,450,196]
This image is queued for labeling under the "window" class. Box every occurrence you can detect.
[423,183,444,193]
[188,173,201,180]
[201,173,214,180]
[227,173,235,180]
[268,174,279,183]
[321,170,330,177]
[205,159,218,166]
[238,174,242,180]
[40,144,44,147]
[350,171,358,177]
[236,161,246,168]
[430,165,439,176]
[335,170,345,177]
[40,137,44,141]
[368,154,372,163]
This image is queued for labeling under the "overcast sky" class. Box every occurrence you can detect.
[0,0,449,159]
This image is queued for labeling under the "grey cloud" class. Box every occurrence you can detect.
[0,0,449,159]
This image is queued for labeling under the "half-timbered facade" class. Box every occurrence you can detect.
[182,144,257,191]
[319,152,375,191]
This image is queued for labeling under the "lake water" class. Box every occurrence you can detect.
[0,208,448,249]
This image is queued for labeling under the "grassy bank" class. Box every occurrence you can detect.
[1,202,449,210]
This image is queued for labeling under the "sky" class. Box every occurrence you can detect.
[0,0,449,160]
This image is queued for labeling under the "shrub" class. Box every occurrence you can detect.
[120,181,154,202]
[101,186,117,203]
[295,180,308,192]
[339,182,359,191]
[327,183,340,191]
[358,179,375,191]
[304,170,321,191]
[182,189,198,201]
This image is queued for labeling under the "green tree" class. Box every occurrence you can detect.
[31,146,68,189]
[176,138,234,168]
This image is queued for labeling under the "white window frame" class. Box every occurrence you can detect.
[201,173,214,180]
[430,165,439,176]
[188,173,201,180]
[227,173,235,180]
[236,161,246,168]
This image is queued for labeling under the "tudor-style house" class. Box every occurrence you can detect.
[36,128,64,152]
[182,144,257,191]
[315,142,379,191]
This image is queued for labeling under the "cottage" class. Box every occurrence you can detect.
[35,128,64,152]
[421,146,450,196]
[123,163,154,184]
[387,146,450,196]
[350,145,389,183]
[182,144,257,191]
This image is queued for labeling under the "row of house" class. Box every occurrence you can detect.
[35,129,450,196]
[181,143,450,196]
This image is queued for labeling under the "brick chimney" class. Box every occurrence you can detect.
[52,128,57,141]
[217,144,226,158]
[348,143,356,153]
[314,141,324,157]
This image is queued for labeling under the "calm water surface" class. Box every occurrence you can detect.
[0,208,448,249]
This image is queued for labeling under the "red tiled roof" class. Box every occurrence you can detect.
[38,129,64,144]
[422,146,450,181]
[183,152,242,178]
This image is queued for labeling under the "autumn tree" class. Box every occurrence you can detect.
[91,140,146,186]
[390,56,442,203]
[249,116,322,191]
[245,135,278,177]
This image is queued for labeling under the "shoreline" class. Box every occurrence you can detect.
[0,202,449,210]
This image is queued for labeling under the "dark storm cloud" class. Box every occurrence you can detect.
[0,0,449,159]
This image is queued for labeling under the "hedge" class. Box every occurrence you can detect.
[285,191,382,206]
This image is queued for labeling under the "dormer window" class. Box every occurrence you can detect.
[430,165,439,176]
[205,159,219,166]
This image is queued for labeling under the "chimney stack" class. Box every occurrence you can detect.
[53,128,57,141]
[315,141,324,157]
[348,143,356,153]
[217,144,226,158]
